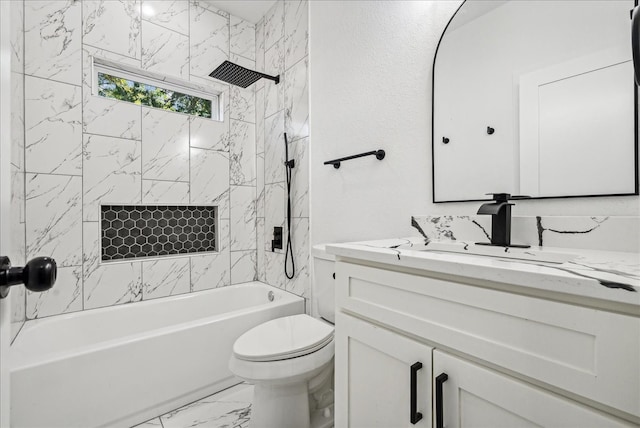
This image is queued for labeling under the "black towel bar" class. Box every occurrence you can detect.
[324,150,385,169]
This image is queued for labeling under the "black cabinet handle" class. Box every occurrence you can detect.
[410,362,423,424]
[435,373,448,428]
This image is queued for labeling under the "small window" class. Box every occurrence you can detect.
[92,59,220,120]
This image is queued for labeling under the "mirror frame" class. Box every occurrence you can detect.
[431,0,640,203]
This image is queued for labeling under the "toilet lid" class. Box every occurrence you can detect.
[233,314,335,362]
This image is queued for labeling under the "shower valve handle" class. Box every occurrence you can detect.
[0,256,57,299]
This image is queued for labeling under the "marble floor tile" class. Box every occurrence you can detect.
[160,384,253,428]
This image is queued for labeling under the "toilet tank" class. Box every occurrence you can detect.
[312,244,336,324]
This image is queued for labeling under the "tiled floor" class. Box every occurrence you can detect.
[134,383,253,428]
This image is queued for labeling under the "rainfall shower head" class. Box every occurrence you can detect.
[209,60,280,88]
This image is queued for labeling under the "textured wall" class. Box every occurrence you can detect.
[12,0,258,321]
[309,1,458,245]
[255,1,310,301]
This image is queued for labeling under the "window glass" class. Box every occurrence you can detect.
[98,72,213,119]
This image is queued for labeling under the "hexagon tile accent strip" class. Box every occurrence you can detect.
[101,205,217,261]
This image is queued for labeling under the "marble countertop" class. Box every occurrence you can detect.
[326,237,640,312]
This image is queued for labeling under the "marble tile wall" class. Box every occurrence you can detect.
[10,0,27,342]
[255,1,310,302]
[13,0,257,321]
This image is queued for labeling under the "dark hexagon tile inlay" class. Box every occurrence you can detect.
[101,205,217,261]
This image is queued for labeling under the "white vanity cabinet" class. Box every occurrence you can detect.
[333,259,640,427]
[433,351,632,428]
[335,312,433,428]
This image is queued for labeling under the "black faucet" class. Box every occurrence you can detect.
[476,193,530,248]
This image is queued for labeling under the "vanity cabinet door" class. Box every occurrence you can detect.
[335,312,433,428]
[433,350,634,428]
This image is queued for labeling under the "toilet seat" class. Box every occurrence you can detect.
[233,314,334,362]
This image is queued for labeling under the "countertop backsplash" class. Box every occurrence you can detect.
[411,215,640,254]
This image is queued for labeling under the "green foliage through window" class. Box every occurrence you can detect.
[98,72,213,118]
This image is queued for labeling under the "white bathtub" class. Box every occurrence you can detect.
[10,282,304,428]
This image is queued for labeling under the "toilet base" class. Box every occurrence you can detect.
[251,382,310,428]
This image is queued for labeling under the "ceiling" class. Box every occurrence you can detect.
[206,1,277,24]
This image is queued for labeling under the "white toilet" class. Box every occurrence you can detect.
[229,245,336,428]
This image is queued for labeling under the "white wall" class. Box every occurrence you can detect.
[309,0,639,246]
[309,0,459,244]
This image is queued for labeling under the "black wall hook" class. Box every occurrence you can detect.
[442,137,450,144]
[487,126,495,135]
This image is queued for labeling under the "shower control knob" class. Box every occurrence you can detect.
[0,256,57,299]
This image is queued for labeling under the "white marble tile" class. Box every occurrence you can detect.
[230,186,256,251]
[255,87,265,154]
[265,182,285,251]
[83,135,142,222]
[190,252,231,291]
[142,180,190,204]
[284,57,308,142]
[84,95,143,141]
[141,20,189,79]
[142,1,189,35]
[83,222,143,310]
[142,108,190,182]
[264,39,284,118]
[231,250,257,284]
[264,111,285,184]
[24,1,81,85]
[231,86,255,123]
[290,137,309,218]
[190,148,230,219]
[256,153,265,218]
[218,218,230,253]
[255,18,265,91]
[26,266,82,319]
[83,0,141,59]
[190,116,229,151]
[190,3,229,79]
[229,52,255,71]
[284,0,308,71]
[257,218,265,282]
[265,250,285,289]
[230,120,256,186]
[142,257,190,299]
[10,285,26,343]
[161,386,252,428]
[286,218,309,297]
[11,72,24,170]
[11,165,25,237]
[26,174,82,267]
[264,0,283,51]
[230,16,255,61]
[25,76,82,175]
[10,0,24,74]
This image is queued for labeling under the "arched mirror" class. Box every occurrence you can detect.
[432,0,639,202]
